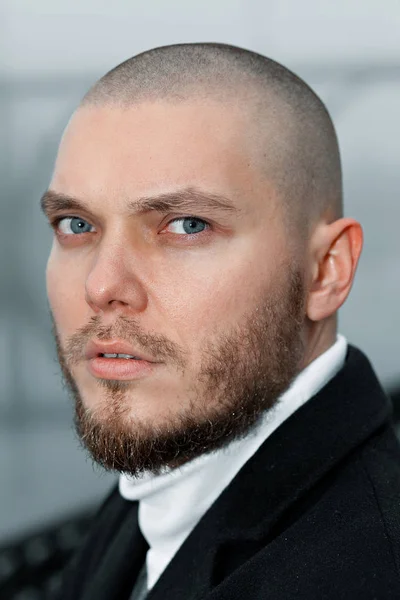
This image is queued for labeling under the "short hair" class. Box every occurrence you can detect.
[82,43,343,241]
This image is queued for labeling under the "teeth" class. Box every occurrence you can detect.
[102,353,138,359]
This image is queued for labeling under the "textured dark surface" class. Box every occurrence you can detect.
[391,387,400,424]
[0,510,95,600]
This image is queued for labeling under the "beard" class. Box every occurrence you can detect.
[53,263,305,477]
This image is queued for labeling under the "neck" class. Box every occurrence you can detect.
[302,316,337,370]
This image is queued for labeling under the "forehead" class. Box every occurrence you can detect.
[52,101,272,213]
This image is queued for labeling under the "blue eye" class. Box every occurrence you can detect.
[57,217,95,235]
[167,217,208,235]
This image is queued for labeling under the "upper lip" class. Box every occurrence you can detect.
[86,340,158,363]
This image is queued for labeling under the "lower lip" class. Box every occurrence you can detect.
[88,357,158,380]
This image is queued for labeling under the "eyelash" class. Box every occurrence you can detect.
[50,215,211,237]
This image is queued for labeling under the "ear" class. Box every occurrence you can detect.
[306,218,363,322]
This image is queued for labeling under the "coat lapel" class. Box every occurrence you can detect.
[145,345,392,600]
[81,500,148,600]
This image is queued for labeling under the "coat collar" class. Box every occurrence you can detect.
[146,345,392,599]
[81,500,148,600]
[82,345,392,600]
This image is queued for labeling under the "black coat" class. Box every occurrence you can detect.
[57,345,400,599]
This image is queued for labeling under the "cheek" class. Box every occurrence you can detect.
[46,249,86,334]
[154,250,270,348]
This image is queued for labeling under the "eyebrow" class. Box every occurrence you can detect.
[40,187,240,219]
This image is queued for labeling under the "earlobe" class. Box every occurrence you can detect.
[306,218,363,323]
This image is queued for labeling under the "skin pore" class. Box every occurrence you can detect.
[43,98,363,476]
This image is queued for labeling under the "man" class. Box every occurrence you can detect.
[41,43,400,599]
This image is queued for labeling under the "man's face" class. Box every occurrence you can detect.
[45,100,306,475]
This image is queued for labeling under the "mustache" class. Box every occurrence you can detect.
[52,314,186,368]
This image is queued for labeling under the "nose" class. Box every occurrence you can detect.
[85,243,148,315]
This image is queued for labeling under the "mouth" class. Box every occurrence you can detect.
[85,340,161,380]
[99,353,142,360]
[85,340,158,363]
[87,354,159,381]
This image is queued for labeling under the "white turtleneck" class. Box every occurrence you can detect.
[119,333,348,591]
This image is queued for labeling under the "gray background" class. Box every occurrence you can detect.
[1,0,399,543]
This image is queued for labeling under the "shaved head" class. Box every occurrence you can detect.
[45,42,363,476]
[82,43,342,241]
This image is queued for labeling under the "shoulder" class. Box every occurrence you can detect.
[283,425,400,596]
[213,425,400,599]
[357,426,400,577]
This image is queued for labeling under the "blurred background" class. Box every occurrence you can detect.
[1,0,399,597]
